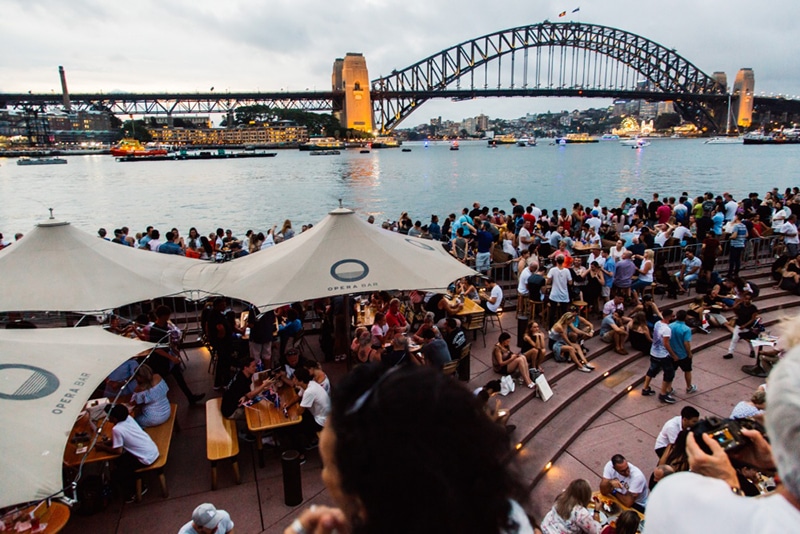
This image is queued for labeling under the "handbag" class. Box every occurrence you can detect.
[499,375,516,396]
[535,373,553,402]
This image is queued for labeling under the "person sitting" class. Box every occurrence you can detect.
[130,364,170,428]
[382,334,411,367]
[648,465,675,492]
[730,387,766,420]
[418,328,451,369]
[441,317,468,361]
[540,479,602,534]
[549,312,593,372]
[673,248,701,293]
[724,291,759,360]
[282,364,535,533]
[521,320,547,373]
[599,309,629,355]
[282,366,331,460]
[221,358,274,422]
[474,380,515,433]
[599,510,640,534]
[301,359,330,393]
[178,503,235,534]
[412,311,440,344]
[599,454,649,513]
[492,332,535,389]
[628,311,652,354]
[95,404,159,503]
[479,278,504,315]
[385,298,410,334]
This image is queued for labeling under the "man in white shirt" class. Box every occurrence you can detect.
[723,192,739,222]
[517,220,533,255]
[641,309,678,404]
[479,278,504,314]
[781,214,799,258]
[285,366,331,459]
[179,503,235,534]
[546,254,573,326]
[517,262,535,297]
[654,406,700,459]
[599,454,649,512]
[95,404,159,503]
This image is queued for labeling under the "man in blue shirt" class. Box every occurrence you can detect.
[475,221,495,274]
[669,310,697,394]
[157,231,185,255]
[727,213,748,278]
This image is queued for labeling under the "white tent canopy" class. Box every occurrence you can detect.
[0,219,197,313]
[183,208,477,308]
[0,327,154,509]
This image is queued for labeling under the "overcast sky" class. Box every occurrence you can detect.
[2,0,798,124]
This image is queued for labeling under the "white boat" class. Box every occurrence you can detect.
[516,137,536,147]
[600,134,620,141]
[704,136,744,144]
[620,137,650,148]
[17,157,68,165]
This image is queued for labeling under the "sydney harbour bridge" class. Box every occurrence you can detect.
[2,22,799,134]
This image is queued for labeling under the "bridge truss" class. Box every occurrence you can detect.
[371,22,728,132]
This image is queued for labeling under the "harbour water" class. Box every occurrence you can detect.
[1,139,798,236]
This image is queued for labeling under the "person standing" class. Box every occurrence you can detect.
[727,213,748,278]
[669,310,697,394]
[207,298,235,390]
[248,305,276,370]
[547,254,573,327]
[781,214,799,258]
[475,221,495,275]
[641,309,678,404]
[178,503,235,534]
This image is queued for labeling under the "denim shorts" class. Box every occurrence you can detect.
[646,356,675,382]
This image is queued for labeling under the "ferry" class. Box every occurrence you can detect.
[110,139,168,157]
[620,138,651,148]
[370,136,401,149]
[558,133,598,144]
[704,136,744,145]
[516,137,537,147]
[600,134,620,141]
[17,157,68,165]
[487,134,517,147]
[299,137,346,151]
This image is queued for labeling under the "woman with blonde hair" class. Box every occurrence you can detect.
[131,363,171,428]
[631,248,655,302]
[541,478,601,533]
[278,219,295,241]
[549,312,593,372]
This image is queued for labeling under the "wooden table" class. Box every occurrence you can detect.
[591,491,644,526]
[454,296,483,317]
[63,411,118,468]
[245,385,302,467]
[11,502,71,533]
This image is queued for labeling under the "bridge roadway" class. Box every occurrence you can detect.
[3,89,796,115]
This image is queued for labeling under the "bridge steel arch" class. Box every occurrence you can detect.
[371,22,727,133]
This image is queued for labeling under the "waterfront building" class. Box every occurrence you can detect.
[148,123,309,146]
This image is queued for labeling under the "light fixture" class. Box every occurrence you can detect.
[545,461,553,471]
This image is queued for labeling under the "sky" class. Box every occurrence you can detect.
[1,0,798,125]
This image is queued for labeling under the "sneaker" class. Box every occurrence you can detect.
[527,382,536,389]
[698,326,710,334]
[261,435,277,447]
[298,455,307,465]
[659,393,678,404]
[642,387,655,396]
[584,363,595,370]
[723,353,734,360]
[125,486,147,504]
[579,365,592,373]
[239,432,256,443]
[305,438,319,450]
[666,387,674,395]
[686,384,698,394]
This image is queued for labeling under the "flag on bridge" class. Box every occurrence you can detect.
[558,11,567,17]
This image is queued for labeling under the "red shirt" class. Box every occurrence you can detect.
[386,309,407,328]
[656,204,672,224]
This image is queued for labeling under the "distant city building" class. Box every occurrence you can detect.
[0,109,116,144]
[476,114,489,131]
[332,53,373,133]
[149,123,308,146]
[733,68,755,128]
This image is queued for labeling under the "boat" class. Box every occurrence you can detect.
[359,149,371,154]
[620,137,651,148]
[516,137,536,147]
[450,141,460,151]
[561,133,598,144]
[110,138,168,157]
[309,150,341,156]
[299,137,346,151]
[401,148,412,152]
[600,134,620,141]
[487,134,516,145]
[370,136,401,149]
[743,132,800,145]
[17,157,68,165]
[705,94,744,144]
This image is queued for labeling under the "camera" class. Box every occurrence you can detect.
[691,416,765,455]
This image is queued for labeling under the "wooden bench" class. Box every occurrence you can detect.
[135,403,177,501]
[206,397,241,490]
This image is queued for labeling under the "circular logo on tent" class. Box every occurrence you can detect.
[404,238,436,251]
[330,259,370,282]
[0,364,60,401]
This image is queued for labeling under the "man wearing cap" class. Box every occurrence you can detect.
[179,503,234,533]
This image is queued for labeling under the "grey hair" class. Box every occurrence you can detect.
[766,341,800,499]
[424,311,435,322]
